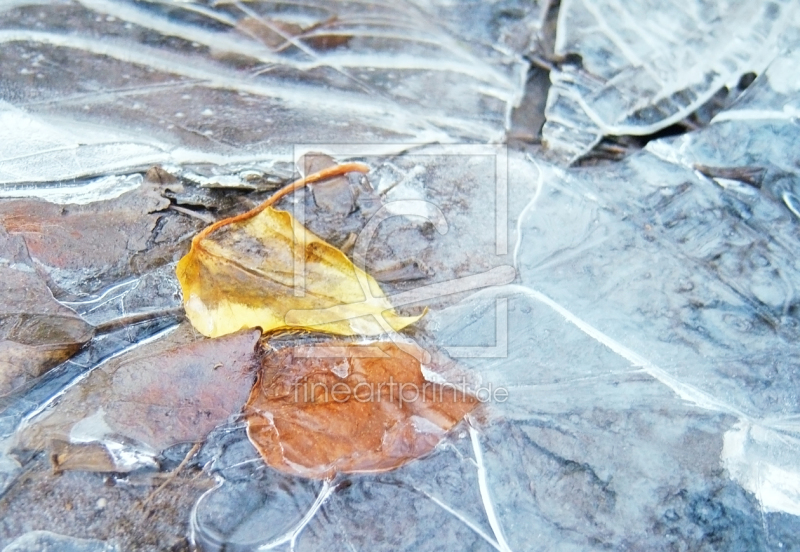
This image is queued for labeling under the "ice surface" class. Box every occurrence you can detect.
[2,1,800,550]
[190,424,507,551]
[489,47,800,544]
[647,44,800,186]
[0,0,533,185]
[542,0,800,162]
[0,173,143,205]
[1,530,119,552]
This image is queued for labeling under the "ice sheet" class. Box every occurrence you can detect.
[1,531,119,552]
[497,47,800,544]
[2,2,800,550]
[542,0,800,162]
[0,0,533,185]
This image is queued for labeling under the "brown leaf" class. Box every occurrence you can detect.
[244,340,477,479]
[16,323,261,470]
[105,327,261,451]
[0,314,92,395]
[236,16,351,52]
[0,230,94,395]
[236,17,305,49]
[0,180,199,297]
[50,439,117,474]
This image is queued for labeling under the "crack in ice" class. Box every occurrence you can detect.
[468,422,514,552]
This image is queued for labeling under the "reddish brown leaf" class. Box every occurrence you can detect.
[17,324,262,470]
[0,230,94,395]
[244,340,477,479]
[105,327,262,451]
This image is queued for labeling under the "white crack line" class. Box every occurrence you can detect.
[420,488,506,552]
[468,421,514,552]
[258,480,336,551]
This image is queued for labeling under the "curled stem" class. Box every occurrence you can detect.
[192,162,369,246]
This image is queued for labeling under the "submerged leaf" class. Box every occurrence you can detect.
[0,178,199,298]
[0,230,94,395]
[105,327,261,451]
[244,340,478,479]
[176,163,423,338]
[16,323,261,471]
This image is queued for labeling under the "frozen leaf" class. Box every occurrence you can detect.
[15,324,261,470]
[244,340,477,479]
[103,328,261,451]
[0,180,201,297]
[49,440,118,474]
[0,310,92,396]
[0,230,93,395]
[177,163,423,338]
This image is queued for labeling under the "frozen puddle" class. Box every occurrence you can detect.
[1,0,800,550]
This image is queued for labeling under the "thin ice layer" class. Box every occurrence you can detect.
[191,419,506,550]
[1,531,119,552]
[494,54,800,543]
[647,44,800,187]
[0,0,531,184]
[542,0,800,162]
[642,45,800,519]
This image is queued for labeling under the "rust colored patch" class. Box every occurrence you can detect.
[244,341,477,479]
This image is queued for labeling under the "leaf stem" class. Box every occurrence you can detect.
[191,162,370,246]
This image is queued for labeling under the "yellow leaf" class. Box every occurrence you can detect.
[176,163,424,338]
